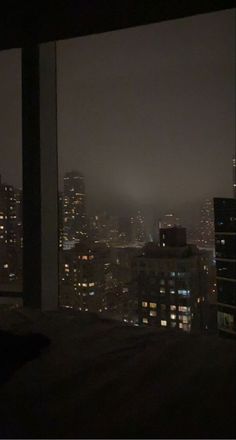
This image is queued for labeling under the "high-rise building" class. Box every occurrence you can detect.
[63,171,88,243]
[58,192,64,249]
[158,213,181,229]
[0,176,22,284]
[60,241,110,312]
[136,227,208,332]
[233,156,236,198]
[198,198,215,249]
[214,197,236,337]
[118,217,133,244]
[160,226,187,248]
[90,212,119,244]
[134,210,146,243]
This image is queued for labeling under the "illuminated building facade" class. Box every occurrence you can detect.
[0,176,22,284]
[214,197,236,337]
[63,171,88,243]
[60,241,110,312]
[136,228,208,332]
[134,210,146,243]
[90,212,119,244]
[198,198,215,248]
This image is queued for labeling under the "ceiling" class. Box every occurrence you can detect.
[0,1,235,50]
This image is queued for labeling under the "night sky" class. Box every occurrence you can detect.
[0,8,235,222]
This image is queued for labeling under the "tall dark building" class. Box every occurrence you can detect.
[160,226,187,247]
[214,197,236,337]
[63,171,88,243]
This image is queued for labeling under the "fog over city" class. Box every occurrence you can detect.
[0,8,235,227]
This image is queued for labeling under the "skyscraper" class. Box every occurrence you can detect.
[214,197,236,337]
[63,171,88,243]
[134,210,146,243]
[198,199,215,249]
[136,228,208,332]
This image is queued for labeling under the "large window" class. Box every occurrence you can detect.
[56,9,235,329]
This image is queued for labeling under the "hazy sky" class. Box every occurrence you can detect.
[0,8,235,221]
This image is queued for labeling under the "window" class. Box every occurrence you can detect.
[170,314,176,320]
[182,315,191,324]
[178,289,190,297]
[150,302,157,309]
[150,310,157,317]
[161,304,166,311]
[161,320,167,327]
[217,311,234,331]
[170,305,176,311]
[142,317,148,324]
[55,9,234,326]
[178,306,190,312]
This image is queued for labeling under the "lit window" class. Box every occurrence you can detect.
[170,314,176,320]
[182,315,191,324]
[82,256,88,260]
[150,310,157,317]
[3,264,8,269]
[179,323,183,329]
[142,301,148,308]
[89,282,95,287]
[170,272,176,277]
[170,305,176,311]
[142,318,148,324]
[82,283,87,287]
[161,320,167,326]
[89,291,95,296]
[160,288,165,294]
[171,322,176,328]
[150,302,157,309]
[218,311,234,330]
[170,289,175,294]
[178,306,188,312]
[178,289,190,296]
[220,239,225,245]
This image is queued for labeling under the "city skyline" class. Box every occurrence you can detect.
[0,9,235,219]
